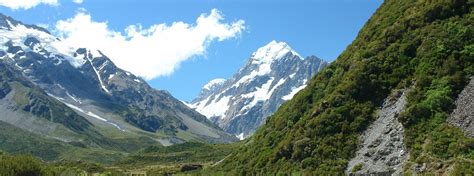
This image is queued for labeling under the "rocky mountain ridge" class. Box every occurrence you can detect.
[190,40,328,139]
[0,12,236,150]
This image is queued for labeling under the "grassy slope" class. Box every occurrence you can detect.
[0,151,127,175]
[211,0,474,174]
[0,141,241,175]
[119,142,241,166]
[0,121,69,161]
[0,120,129,164]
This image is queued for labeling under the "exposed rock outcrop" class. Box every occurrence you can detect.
[447,76,474,138]
[347,89,410,175]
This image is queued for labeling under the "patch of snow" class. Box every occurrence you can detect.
[62,102,124,131]
[47,93,65,101]
[0,45,7,51]
[63,102,85,113]
[203,78,226,90]
[269,78,286,95]
[194,95,231,119]
[98,60,108,71]
[289,73,296,79]
[14,63,23,69]
[86,111,107,122]
[109,122,125,132]
[57,84,65,90]
[66,91,81,104]
[282,84,307,101]
[241,78,285,111]
[236,133,245,140]
[86,57,110,94]
[233,64,272,88]
[133,79,141,83]
[72,52,87,67]
[181,100,194,108]
[89,49,102,58]
[23,68,32,74]
[108,74,115,79]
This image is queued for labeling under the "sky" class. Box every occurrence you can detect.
[0,0,383,101]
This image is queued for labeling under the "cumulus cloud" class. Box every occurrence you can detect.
[54,9,245,80]
[0,0,58,10]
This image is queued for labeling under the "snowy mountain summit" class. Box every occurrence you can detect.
[189,40,328,139]
[252,40,301,62]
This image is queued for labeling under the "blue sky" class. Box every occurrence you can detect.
[0,0,383,101]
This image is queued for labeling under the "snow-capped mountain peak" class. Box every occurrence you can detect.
[0,13,50,34]
[251,40,301,64]
[190,40,328,139]
[0,14,88,68]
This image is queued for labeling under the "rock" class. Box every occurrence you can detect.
[180,164,203,172]
[434,162,443,169]
[0,82,11,99]
[368,138,382,148]
[387,157,399,166]
[346,88,410,175]
[447,76,474,138]
[413,163,426,173]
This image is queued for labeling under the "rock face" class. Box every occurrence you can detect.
[189,41,327,139]
[0,62,93,135]
[448,76,474,138]
[346,89,410,175]
[0,13,236,144]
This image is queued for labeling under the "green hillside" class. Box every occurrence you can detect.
[119,142,240,166]
[212,0,474,174]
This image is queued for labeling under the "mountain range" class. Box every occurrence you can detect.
[189,41,327,139]
[0,13,236,162]
[0,0,473,175]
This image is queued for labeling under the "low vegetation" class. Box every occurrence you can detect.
[211,0,473,174]
[0,151,113,176]
[119,142,240,166]
[0,142,241,175]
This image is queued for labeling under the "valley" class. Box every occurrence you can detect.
[0,0,473,175]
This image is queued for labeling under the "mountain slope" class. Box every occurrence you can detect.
[0,12,236,153]
[212,0,473,174]
[190,41,327,138]
[0,61,131,163]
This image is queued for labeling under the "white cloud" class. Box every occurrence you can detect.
[72,0,82,4]
[0,0,58,10]
[54,9,245,80]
